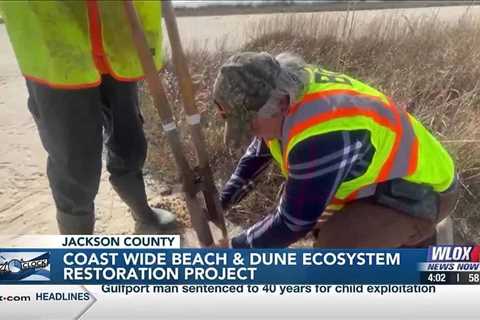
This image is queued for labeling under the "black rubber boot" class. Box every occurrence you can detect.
[57,210,95,235]
[110,171,176,228]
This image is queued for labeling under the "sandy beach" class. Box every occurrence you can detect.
[0,5,479,241]
[168,5,480,51]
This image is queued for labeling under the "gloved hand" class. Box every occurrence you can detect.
[220,193,231,211]
[230,232,249,248]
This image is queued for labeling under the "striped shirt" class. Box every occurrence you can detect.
[221,131,375,248]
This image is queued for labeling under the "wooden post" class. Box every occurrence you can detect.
[123,0,214,247]
[162,0,228,239]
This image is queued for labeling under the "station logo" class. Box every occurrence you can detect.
[428,245,480,262]
[0,252,50,281]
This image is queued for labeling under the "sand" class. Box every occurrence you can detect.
[0,6,478,244]
[167,5,480,51]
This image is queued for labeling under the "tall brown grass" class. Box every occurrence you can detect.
[140,11,480,243]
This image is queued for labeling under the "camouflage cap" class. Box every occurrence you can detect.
[213,52,281,147]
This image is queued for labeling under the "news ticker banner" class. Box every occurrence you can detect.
[0,236,480,285]
[1,236,480,319]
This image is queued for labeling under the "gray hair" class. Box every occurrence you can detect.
[258,52,309,117]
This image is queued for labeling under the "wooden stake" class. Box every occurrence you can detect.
[124,0,214,247]
[162,0,228,239]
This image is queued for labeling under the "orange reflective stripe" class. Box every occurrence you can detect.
[406,115,419,176]
[86,0,109,74]
[337,108,418,203]
[330,197,344,205]
[110,73,145,82]
[277,82,421,209]
[86,0,144,82]
[332,189,360,205]
[24,74,101,90]
[377,102,419,182]
[287,107,398,145]
[408,135,419,176]
[284,107,400,173]
[346,190,359,201]
[289,89,392,116]
[376,104,403,182]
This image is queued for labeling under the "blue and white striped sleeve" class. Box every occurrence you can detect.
[220,137,272,210]
[231,131,368,248]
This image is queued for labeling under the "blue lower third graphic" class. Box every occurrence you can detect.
[0,252,50,281]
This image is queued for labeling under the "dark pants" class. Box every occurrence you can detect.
[313,186,459,248]
[26,76,147,217]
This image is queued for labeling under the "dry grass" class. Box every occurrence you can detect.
[140,11,480,243]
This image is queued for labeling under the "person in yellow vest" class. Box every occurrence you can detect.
[213,52,458,248]
[0,1,175,234]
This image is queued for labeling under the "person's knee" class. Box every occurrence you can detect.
[404,219,436,246]
[314,200,430,248]
[314,228,363,248]
[106,129,147,175]
[313,212,364,248]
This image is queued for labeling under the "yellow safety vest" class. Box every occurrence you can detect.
[267,66,455,210]
[0,0,163,88]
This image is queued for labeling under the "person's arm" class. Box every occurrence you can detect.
[220,137,273,210]
[231,131,369,248]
